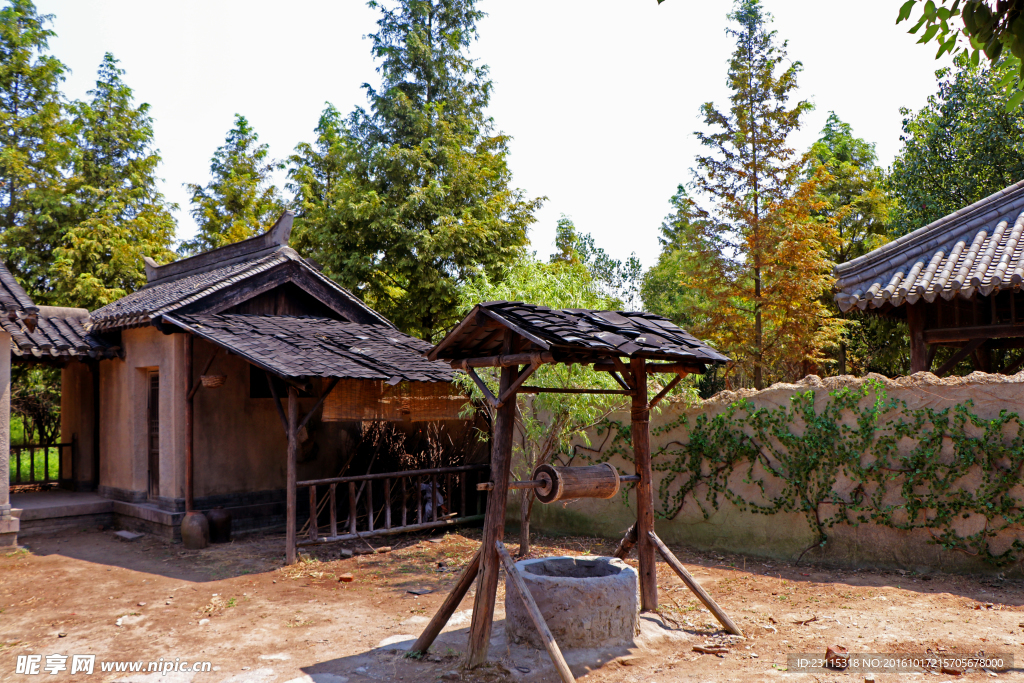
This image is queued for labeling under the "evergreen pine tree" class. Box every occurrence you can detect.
[685,0,840,388]
[290,0,541,339]
[0,0,70,301]
[183,114,284,254]
[53,53,177,309]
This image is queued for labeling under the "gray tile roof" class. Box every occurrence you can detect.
[835,179,1024,312]
[427,301,730,366]
[3,307,118,362]
[0,262,37,330]
[164,314,455,382]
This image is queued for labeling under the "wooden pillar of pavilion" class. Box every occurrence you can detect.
[907,303,930,373]
[630,357,658,611]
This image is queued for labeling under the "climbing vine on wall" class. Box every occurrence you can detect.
[583,381,1024,566]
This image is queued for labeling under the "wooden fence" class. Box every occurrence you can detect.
[296,463,489,547]
[9,441,74,487]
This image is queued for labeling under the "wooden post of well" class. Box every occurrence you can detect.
[286,386,299,565]
[630,356,657,611]
[468,334,519,667]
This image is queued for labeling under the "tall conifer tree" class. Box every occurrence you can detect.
[291,0,541,339]
[183,114,284,255]
[684,0,840,388]
[0,0,70,300]
[53,53,177,309]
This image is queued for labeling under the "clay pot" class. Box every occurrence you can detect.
[206,506,232,544]
[180,511,209,549]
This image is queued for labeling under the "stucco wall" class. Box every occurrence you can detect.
[521,371,1024,575]
[60,361,96,488]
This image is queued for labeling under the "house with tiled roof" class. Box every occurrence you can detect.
[15,212,484,552]
[835,180,1024,376]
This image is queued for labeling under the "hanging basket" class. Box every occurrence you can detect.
[200,374,227,388]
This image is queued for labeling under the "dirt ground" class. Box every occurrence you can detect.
[1,526,1023,682]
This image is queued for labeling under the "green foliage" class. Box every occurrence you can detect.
[290,0,541,340]
[886,54,1024,238]
[641,185,710,329]
[52,53,177,309]
[588,381,1024,566]
[0,0,71,301]
[182,113,284,255]
[549,215,642,309]
[896,0,1024,110]
[683,0,841,389]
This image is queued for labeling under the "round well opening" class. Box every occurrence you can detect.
[523,557,622,579]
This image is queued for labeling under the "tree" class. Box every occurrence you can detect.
[291,0,542,340]
[51,53,177,310]
[549,215,642,309]
[182,114,284,255]
[0,0,70,302]
[683,0,841,389]
[641,186,709,328]
[887,53,1024,237]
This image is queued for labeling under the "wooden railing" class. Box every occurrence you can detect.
[9,441,74,487]
[296,463,490,546]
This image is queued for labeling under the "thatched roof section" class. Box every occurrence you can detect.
[835,179,1024,313]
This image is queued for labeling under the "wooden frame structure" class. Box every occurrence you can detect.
[413,302,738,680]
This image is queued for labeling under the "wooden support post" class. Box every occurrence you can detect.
[185,334,194,512]
[367,479,374,533]
[906,303,929,373]
[649,532,742,635]
[411,546,482,655]
[286,386,299,565]
[308,485,318,542]
[384,478,392,530]
[401,477,407,527]
[496,540,575,683]
[329,484,337,538]
[468,333,519,668]
[613,522,639,560]
[349,481,357,534]
[630,357,657,612]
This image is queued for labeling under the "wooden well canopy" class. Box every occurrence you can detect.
[416,301,732,679]
[835,180,1024,376]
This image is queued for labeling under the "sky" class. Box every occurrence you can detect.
[35,0,954,270]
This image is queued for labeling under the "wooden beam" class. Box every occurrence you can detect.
[594,360,704,375]
[907,303,928,373]
[465,366,499,407]
[607,370,631,391]
[297,377,340,433]
[286,386,299,565]
[452,351,554,369]
[267,371,289,432]
[934,338,985,377]
[648,374,684,409]
[630,357,657,612]
[518,387,633,396]
[613,522,639,560]
[411,546,481,655]
[649,531,743,635]
[923,322,1024,344]
[497,360,540,405]
[186,346,220,401]
[468,332,519,667]
[496,540,575,683]
[1006,350,1024,375]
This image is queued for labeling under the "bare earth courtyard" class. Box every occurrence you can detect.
[2,528,1023,682]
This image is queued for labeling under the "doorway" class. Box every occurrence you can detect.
[147,371,159,500]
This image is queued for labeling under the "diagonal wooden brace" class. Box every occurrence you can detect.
[410,546,481,655]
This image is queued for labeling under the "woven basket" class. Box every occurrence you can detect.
[200,374,227,388]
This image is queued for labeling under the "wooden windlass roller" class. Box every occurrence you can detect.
[533,463,620,503]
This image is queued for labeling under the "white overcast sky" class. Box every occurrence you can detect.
[36,0,952,269]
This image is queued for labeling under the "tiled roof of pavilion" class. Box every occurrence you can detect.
[427,301,729,368]
[163,314,454,383]
[3,307,118,362]
[835,179,1024,313]
[89,212,392,331]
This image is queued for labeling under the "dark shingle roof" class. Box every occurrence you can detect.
[427,301,729,366]
[3,307,118,361]
[835,179,1024,312]
[163,314,454,382]
[0,262,38,330]
[89,212,392,330]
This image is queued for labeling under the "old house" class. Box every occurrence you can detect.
[835,179,1024,375]
[10,213,481,549]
